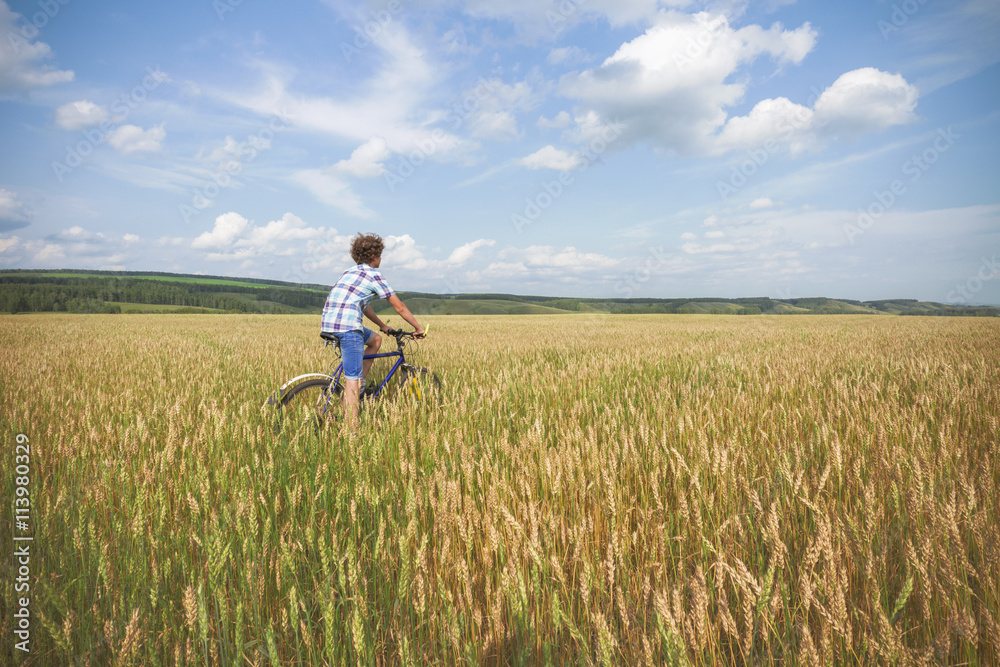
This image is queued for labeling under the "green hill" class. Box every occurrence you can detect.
[1,269,997,317]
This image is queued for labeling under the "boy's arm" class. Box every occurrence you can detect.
[386,294,424,336]
[363,305,390,333]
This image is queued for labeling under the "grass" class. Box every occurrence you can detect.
[1,313,997,665]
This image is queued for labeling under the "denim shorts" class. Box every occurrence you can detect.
[332,328,374,381]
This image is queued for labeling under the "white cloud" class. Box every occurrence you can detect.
[0,1,74,93]
[547,46,591,66]
[716,68,918,154]
[446,238,495,265]
[813,68,919,136]
[0,187,33,228]
[55,100,109,130]
[714,96,813,154]
[749,197,774,209]
[239,212,324,251]
[0,235,19,254]
[4,224,141,269]
[378,235,498,274]
[198,136,254,166]
[56,225,104,242]
[519,145,584,170]
[107,125,166,154]
[332,137,391,178]
[383,234,429,271]
[466,78,540,142]
[494,245,620,274]
[192,212,249,249]
[560,12,818,155]
[537,111,573,129]
[188,211,348,271]
[292,169,374,219]
[222,26,470,162]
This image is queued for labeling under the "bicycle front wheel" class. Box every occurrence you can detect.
[395,366,441,405]
[278,377,343,430]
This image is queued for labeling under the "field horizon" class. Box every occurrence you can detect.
[2,268,998,317]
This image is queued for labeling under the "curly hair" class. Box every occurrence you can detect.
[350,233,384,265]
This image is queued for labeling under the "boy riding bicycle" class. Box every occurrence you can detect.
[320,233,425,427]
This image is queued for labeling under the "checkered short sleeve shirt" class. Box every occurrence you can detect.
[320,264,395,333]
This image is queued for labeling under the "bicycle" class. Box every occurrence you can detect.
[264,328,440,430]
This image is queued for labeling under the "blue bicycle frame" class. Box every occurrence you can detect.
[330,348,408,401]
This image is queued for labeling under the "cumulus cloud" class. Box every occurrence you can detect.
[716,67,919,154]
[240,212,324,252]
[189,211,347,271]
[478,245,621,283]
[55,100,109,130]
[812,68,919,136]
[0,234,19,254]
[1,225,140,269]
[749,197,774,209]
[550,14,919,157]
[107,124,166,154]
[466,78,540,142]
[519,145,585,170]
[560,12,818,155]
[192,212,249,249]
[0,187,33,230]
[0,1,74,94]
[351,235,500,279]
[332,137,391,178]
[383,234,429,271]
[446,238,496,265]
[537,111,573,129]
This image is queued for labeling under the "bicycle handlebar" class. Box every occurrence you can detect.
[386,328,425,339]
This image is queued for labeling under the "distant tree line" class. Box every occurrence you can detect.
[0,268,330,292]
[0,275,326,314]
[898,307,998,317]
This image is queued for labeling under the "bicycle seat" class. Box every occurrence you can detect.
[320,331,339,344]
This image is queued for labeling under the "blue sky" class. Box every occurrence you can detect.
[1,0,998,302]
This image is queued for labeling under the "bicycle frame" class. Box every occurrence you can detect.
[330,347,409,401]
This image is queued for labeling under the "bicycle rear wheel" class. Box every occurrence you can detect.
[277,377,343,430]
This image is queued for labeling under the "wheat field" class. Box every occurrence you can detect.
[1,313,998,665]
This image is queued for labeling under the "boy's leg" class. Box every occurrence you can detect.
[343,379,360,429]
[361,328,382,382]
[336,331,366,429]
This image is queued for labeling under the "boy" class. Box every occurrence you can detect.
[320,232,425,427]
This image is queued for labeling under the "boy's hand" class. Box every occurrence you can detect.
[380,323,391,334]
[414,328,426,339]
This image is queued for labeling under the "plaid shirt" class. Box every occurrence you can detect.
[320,264,395,333]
